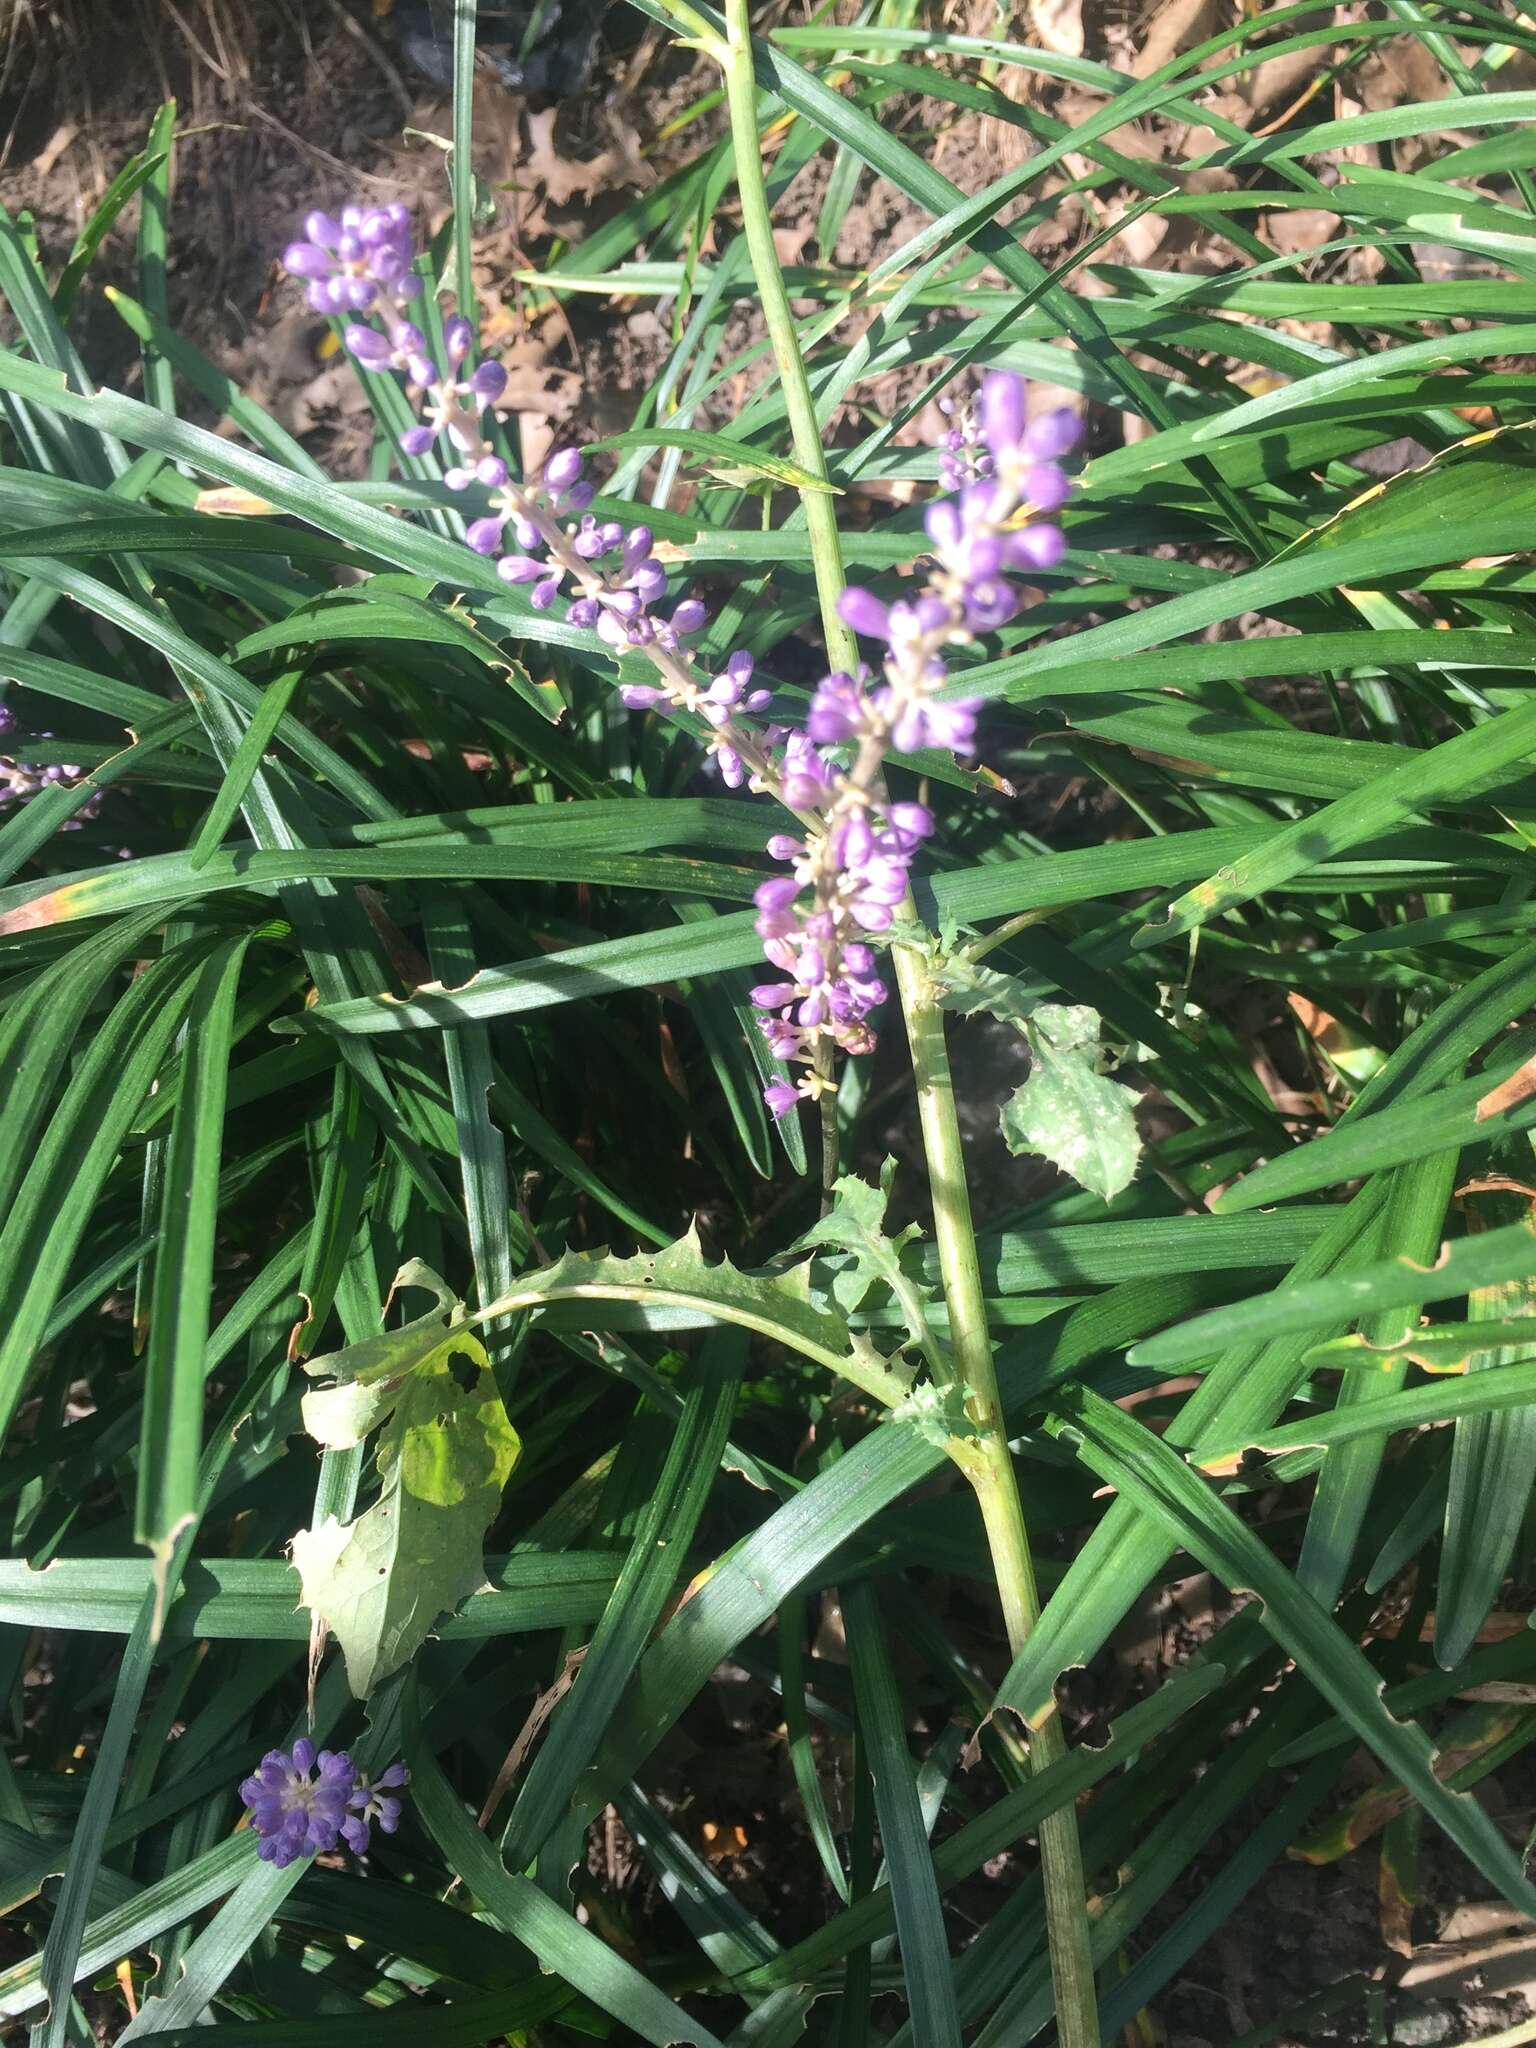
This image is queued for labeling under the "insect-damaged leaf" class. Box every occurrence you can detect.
[793,1157,936,1337]
[291,1263,521,1699]
[1000,1003,1141,1203]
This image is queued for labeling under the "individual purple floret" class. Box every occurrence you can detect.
[341,1761,410,1854]
[240,1740,408,1866]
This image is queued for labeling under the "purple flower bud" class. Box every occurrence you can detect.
[964,580,1018,633]
[304,211,342,248]
[476,456,509,487]
[624,527,654,567]
[754,877,801,914]
[544,447,584,492]
[751,982,797,1009]
[1023,408,1082,462]
[283,242,333,278]
[1025,463,1070,513]
[670,600,707,637]
[766,833,802,862]
[400,425,435,456]
[466,518,504,556]
[1008,524,1066,571]
[837,586,891,641]
[497,555,545,583]
[764,1082,800,1120]
[444,314,474,363]
[565,481,595,511]
[568,598,601,628]
[621,684,663,708]
[472,360,508,401]
[924,498,962,548]
[397,273,424,302]
[530,576,560,610]
[980,371,1027,457]
[444,466,472,491]
[888,801,934,844]
[344,326,392,366]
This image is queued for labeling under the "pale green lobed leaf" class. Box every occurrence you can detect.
[292,1271,521,1697]
[1001,1004,1142,1204]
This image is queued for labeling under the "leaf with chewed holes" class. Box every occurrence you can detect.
[291,1265,521,1698]
[1001,1004,1142,1203]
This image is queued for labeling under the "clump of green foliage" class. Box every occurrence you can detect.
[6,5,1536,2045]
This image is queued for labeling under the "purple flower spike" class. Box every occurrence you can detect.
[240,1744,408,1867]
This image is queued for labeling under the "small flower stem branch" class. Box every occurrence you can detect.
[707,13,1101,2030]
[719,0,857,678]
[814,1042,839,1210]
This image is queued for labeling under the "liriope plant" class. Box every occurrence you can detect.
[8,4,1536,2046]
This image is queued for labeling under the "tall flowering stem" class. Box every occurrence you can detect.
[279,176,1099,2039]
[707,4,1103,2038]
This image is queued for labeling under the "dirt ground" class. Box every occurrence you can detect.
[6,4,1536,2043]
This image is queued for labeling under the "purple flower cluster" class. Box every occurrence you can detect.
[749,371,1081,1117]
[240,1739,408,1867]
[0,707,103,827]
[283,203,510,491]
[280,209,712,658]
[283,204,421,316]
[281,210,1082,1127]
